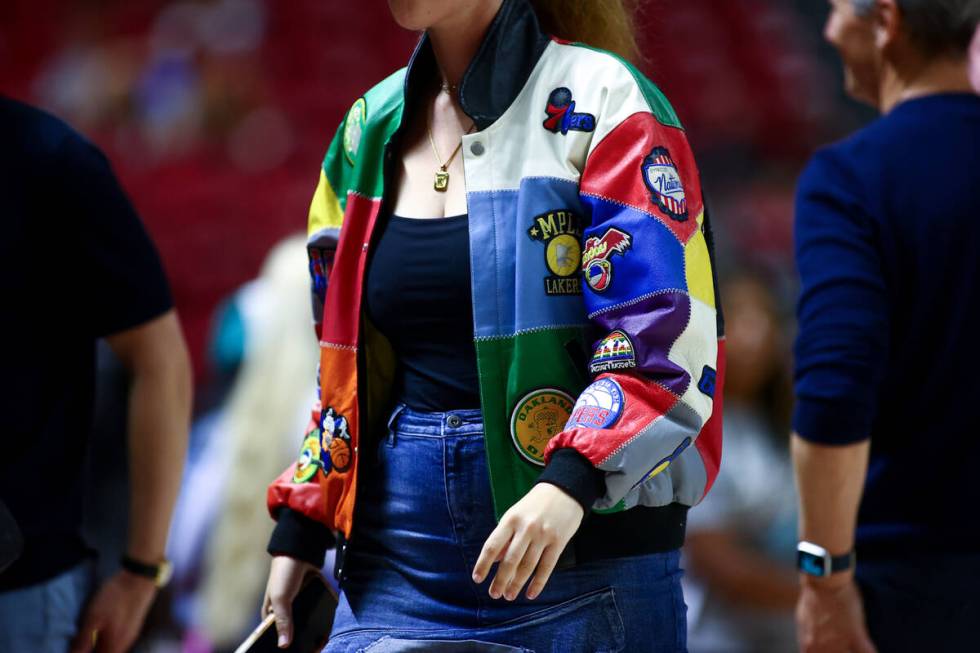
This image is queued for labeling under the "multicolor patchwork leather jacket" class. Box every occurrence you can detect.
[268,0,725,565]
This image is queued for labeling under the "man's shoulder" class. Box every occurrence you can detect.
[0,97,88,162]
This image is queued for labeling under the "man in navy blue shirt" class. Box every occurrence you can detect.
[792,1,980,652]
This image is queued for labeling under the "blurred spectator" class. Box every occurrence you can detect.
[0,97,192,653]
[684,273,798,653]
[165,235,320,652]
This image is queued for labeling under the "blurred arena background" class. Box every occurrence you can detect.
[0,1,885,651]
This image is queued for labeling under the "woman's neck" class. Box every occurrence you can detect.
[427,0,503,88]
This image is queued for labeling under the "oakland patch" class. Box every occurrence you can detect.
[510,388,575,466]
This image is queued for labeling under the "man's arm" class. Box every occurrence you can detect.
[72,311,191,653]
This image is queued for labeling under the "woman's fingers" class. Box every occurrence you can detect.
[472,520,514,584]
[504,539,546,600]
[526,543,562,600]
[488,525,530,599]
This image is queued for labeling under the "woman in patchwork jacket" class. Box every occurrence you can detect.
[263,1,724,651]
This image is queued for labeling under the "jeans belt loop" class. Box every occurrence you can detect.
[386,403,406,446]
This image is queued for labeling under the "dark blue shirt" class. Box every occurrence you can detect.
[0,98,172,589]
[793,93,980,555]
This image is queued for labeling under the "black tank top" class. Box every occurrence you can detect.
[364,214,481,411]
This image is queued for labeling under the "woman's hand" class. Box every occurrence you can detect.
[472,483,584,601]
[262,556,318,648]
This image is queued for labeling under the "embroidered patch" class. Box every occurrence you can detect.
[542,87,595,135]
[319,406,353,473]
[309,248,328,303]
[697,365,717,397]
[510,388,575,466]
[582,227,632,292]
[568,378,624,429]
[590,330,636,374]
[527,210,583,296]
[342,98,367,165]
[633,437,692,488]
[641,146,688,221]
[292,432,322,483]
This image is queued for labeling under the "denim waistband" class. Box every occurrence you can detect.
[386,403,485,437]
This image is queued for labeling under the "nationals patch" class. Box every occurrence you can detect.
[511,388,575,466]
[292,432,322,483]
[528,210,583,296]
[582,228,632,292]
[542,87,596,135]
[590,330,636,374]
[319,406,353,473]
[343,98,367,165]
[568,378,624,429]
[641,146,688,221]
[633,437,692,489]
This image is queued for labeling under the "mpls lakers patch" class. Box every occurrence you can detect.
[590,330,636,374]
[568,378,624,429]
[343,98,367,165]
[528,210,582,296]
[642,146,688,221]
[319,406,353,474]
[511,388,575,466]
[542,87,595,135]
[582,228,632,292]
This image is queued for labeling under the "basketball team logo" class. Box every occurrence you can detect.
[542,87,596,135]
[319,406,353,474]
[527,210,583,296]
[641,146,688,221]
[568,378,624,429]
[590,330,636,374]
[510,388,575,466]
[343,97,367,165]
[292,432,322,483]
[582,228,632,292]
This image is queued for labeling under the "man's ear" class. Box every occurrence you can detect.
[873,0,902,52]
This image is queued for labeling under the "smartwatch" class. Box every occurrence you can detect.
[120,554,173,588]
[797,541,855,577]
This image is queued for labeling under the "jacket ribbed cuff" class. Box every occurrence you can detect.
[267,507,335,567]
[534,448,605,512]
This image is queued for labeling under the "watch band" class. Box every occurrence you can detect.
[797,541,855,577]
[120,554,172,587]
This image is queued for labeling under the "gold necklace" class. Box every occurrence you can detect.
[426,117,474,192]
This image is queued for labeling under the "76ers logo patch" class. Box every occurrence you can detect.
[543,87,596,135]
[568,378,624,429]
[582,228,632,292]
[642,146,688,221]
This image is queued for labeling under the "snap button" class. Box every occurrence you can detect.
[362,243,368,251]
[447,414,463,428]
[470,141,485,156]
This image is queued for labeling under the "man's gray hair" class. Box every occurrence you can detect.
[852,0,979,56]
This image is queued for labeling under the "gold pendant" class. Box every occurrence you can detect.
[434,169,449,192]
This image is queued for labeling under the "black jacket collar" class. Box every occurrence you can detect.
[402,0,550,130]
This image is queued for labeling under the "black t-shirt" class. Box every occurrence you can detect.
[364,214,481,411]
[0,97,173,590]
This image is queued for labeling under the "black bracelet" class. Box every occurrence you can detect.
[120,554,160,580]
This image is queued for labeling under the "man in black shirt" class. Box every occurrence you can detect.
[0,97,192,653]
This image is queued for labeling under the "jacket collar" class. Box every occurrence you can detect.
[402,0,550,130]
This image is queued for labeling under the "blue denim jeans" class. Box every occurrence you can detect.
[327,405,687,653]
[0,560,94,653]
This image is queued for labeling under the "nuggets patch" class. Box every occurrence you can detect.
[582,228,632,292]
[568,378,624,429]
[528,210,583,296]
[697,365,717,397]
[590,330,636,374]
[319,405,353,473]
[642,146,688,221]
[542,87,596,135]
[343,97,367,165]
[511,388,575,466]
